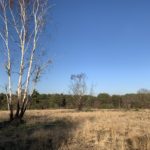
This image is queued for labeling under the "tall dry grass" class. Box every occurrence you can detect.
[0,109,150,150]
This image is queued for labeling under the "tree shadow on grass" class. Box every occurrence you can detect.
[0,117,78,150]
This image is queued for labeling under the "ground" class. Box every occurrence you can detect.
[0,109,150,150]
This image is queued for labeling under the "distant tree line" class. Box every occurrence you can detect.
[1,90,150,110]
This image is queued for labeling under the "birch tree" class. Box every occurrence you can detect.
[70,73,87,110]
[0,0,50,121]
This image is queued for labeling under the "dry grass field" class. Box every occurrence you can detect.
[0,109,150,150]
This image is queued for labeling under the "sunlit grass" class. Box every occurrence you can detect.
[0,109,150,150]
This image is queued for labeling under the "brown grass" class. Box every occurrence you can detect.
[0,109,150,150]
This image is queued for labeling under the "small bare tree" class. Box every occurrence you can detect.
[0,0,51,121]
[70,73,87,110]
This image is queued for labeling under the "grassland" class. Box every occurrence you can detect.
[0,109,150,150]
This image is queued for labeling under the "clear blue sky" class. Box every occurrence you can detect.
[1,0,150,95]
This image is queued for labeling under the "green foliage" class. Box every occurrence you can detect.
[97,93,112,108]
[1,91,150,110]
[97,93,110,99]
[112,95,122,108]
[0,93,6,110]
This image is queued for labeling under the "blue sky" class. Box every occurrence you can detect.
[1,0,150,95]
